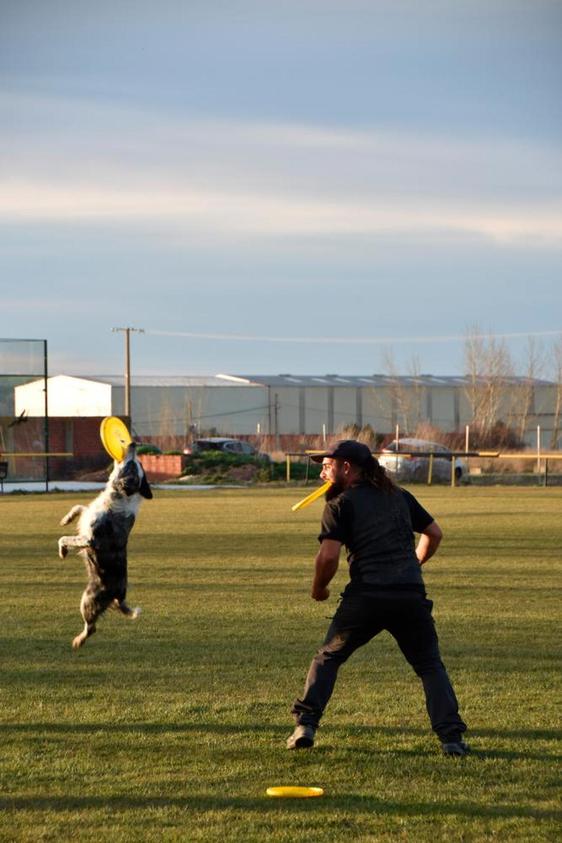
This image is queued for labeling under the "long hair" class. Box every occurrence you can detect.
[359,455,396,493]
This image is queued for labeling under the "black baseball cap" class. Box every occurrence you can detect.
[310,440,374,467]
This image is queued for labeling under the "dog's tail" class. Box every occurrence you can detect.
[60,505,86,526]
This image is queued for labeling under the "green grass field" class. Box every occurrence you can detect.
[1,486,561,842]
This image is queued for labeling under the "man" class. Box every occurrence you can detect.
[287,439,469,757]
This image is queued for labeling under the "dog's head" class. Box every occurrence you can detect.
[110,443,153,499]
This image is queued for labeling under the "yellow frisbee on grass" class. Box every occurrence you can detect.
[266,786,324,798]
[291,481,332,512]
[100,416,132,461]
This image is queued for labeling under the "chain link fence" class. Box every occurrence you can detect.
[0,339,49,487]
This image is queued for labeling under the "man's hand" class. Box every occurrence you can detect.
[310,539,341,602]
[416,520,443,565]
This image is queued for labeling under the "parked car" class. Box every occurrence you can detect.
[185,438,270,461]
[378,438,466,482]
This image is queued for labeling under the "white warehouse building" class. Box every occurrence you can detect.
[13,372,561,448]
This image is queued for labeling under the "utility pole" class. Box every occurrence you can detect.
[274,392,280,451]
[267,386,272,441]
[43,339,49,493]
[112,327,144,428]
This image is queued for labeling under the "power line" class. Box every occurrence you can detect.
[146,328,562,346]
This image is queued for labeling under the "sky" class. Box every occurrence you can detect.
[1,0,561,379]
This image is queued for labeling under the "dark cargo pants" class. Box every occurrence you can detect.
[292,590,467,743]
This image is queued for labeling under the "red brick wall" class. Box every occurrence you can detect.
[139,454,184,481]
[46,418,109,478]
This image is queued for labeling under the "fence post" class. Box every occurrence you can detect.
[536,425,541,479]
[286,454,291,482]
[427,452,434,485]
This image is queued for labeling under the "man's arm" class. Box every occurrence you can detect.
[416,520,443,565]
[311,539,342,601]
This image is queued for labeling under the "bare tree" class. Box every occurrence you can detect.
[464,326,513,444]
[550,335,562,448]
[157,396,180,450]
[184,386,206,444]
[382,349,423,435]
[338,422,378,449]
[408,353,424,431]
[510,337,544,442]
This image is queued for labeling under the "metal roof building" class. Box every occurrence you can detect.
[13,372,559,447]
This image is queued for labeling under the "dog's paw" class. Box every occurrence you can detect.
[72,634,85,649]
[131,607,141,620]
[58,540,68,559]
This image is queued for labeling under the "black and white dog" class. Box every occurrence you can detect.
[58,443,152,649]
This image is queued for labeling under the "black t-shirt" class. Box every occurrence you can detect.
[318,483,434,592]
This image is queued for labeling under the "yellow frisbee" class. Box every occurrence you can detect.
[266,786,324,798]
[100,416,132,461]
[291,481,332,512]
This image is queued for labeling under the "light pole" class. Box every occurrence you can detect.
[112,327,144,428]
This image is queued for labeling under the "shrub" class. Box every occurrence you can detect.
[179,453,322,484]
[136,444,162,455]
[181,452,264,480]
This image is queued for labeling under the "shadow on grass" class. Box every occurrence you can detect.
[2,722,561,740]
[0,793,560,822]
[2,722,561,762]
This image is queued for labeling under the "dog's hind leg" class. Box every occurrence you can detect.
[60,505,86,527]
[72,623,94,649]
[111,598,141,620]
[72,588,101,649]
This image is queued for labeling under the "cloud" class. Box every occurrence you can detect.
[4,91,561,195]
[1,179,561,245]
[2,92,561,245]
[1,297,93,313]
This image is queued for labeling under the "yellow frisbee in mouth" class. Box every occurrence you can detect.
[291,481,332,512]
[266,786,324,798]
[100,416,132,461]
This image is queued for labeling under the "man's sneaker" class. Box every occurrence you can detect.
[286,724,316,750]
[441,740,471,757]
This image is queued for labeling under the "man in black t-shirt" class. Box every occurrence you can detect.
[287,440,469,757]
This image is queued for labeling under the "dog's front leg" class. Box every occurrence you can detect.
[58,535,91,559]
[60,505,86,526]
